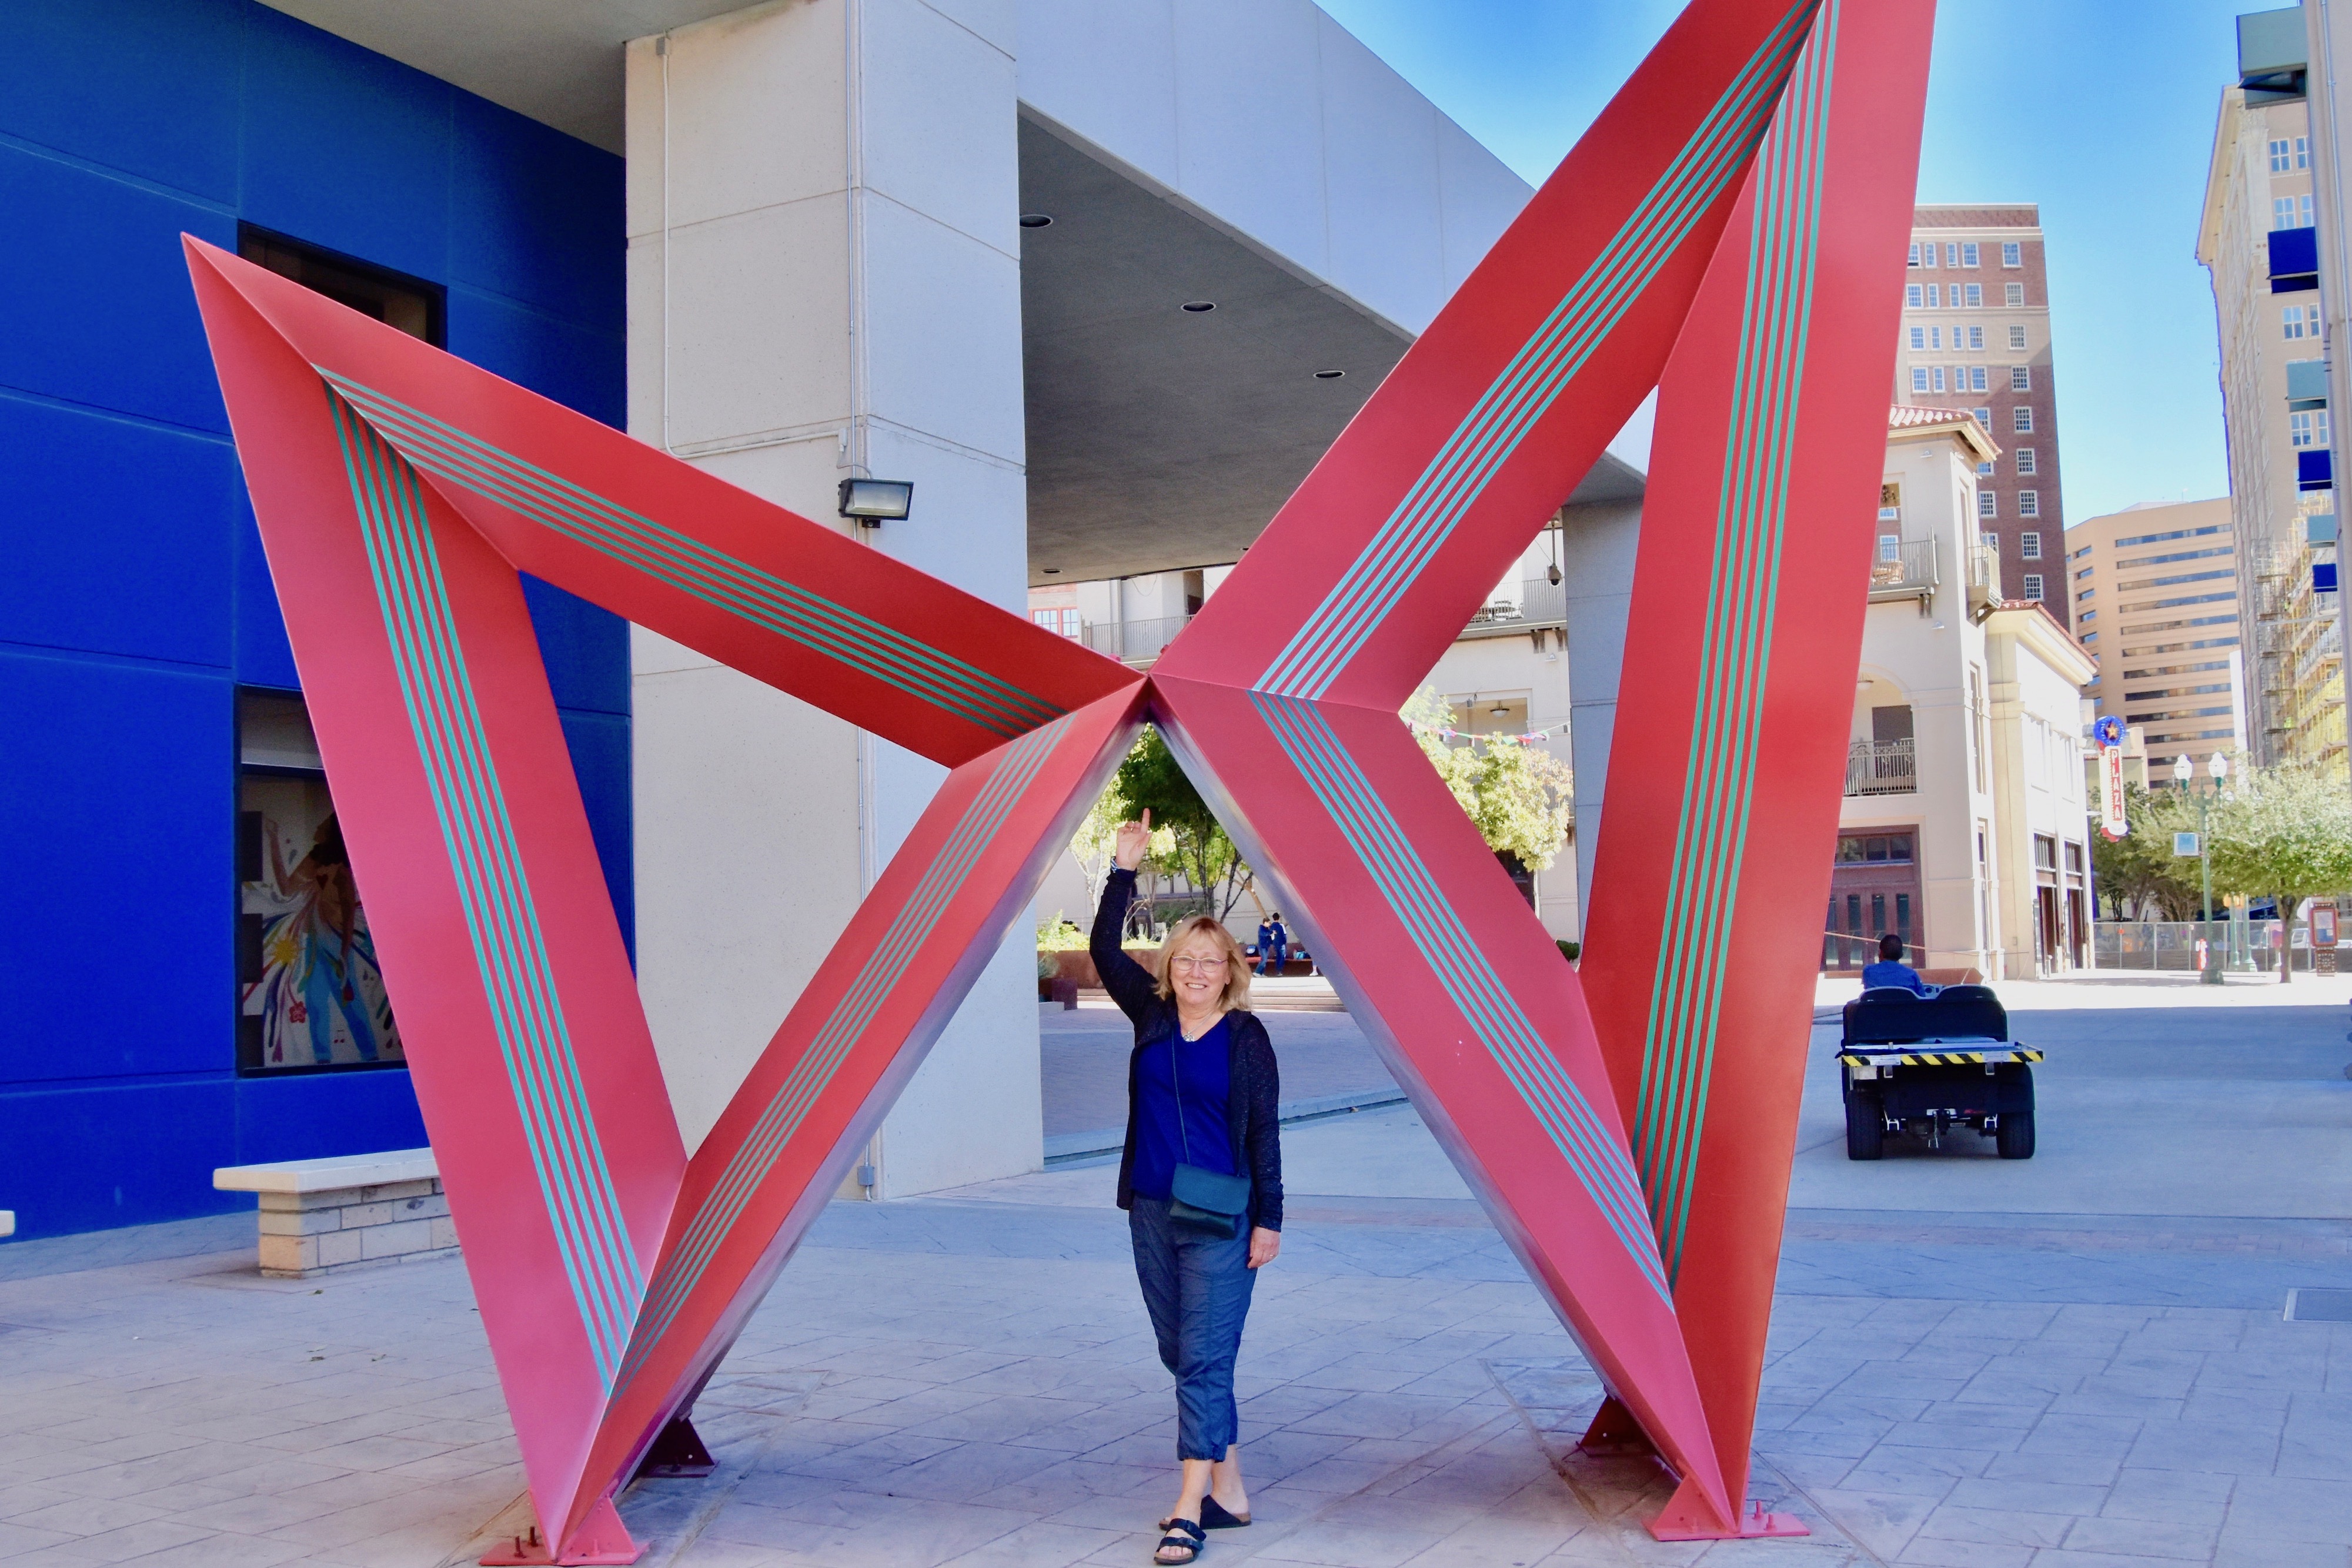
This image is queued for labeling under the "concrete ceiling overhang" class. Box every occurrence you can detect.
[256,3,1643,586]
[1018,113,1641,585]
[256,0,730,151]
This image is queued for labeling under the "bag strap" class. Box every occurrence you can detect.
[1170,1022,1192,1166]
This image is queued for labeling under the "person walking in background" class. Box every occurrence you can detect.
[1860,931,1932,995]
[1255,914,1288,977]
[1095,808,1284,1565]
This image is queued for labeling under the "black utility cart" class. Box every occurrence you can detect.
[1838,985,2043,1160]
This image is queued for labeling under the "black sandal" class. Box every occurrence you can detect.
[1200,1495,1251,1529]
[1154,1517,1206,1563]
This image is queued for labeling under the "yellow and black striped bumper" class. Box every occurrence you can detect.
[1839,1049,2043,1067]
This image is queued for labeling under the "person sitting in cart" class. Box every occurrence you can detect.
[1860,932,1932,995]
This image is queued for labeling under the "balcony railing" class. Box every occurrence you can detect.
[1080,614,1192,667]
[1845,737,1916,797]
[1463,577,1569,637]
[1966,541,2002,621]
[1867,539,1937,608]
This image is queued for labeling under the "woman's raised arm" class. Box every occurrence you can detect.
[1091,810,1161,1023]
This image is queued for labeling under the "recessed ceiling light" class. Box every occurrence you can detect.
[1019,213,1053,229]
[1314,369,1345,380]
[1181,300,1216,313]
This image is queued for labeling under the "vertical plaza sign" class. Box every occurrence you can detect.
[2096,714,2128,838]
[183,0,1936,1559]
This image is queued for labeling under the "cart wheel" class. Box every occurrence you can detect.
[1996,1069,2036,1159]
[1996,1106,2035,1159]
[1845,1089,1885,1161]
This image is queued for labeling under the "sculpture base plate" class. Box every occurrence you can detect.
[479,1500,642,1565]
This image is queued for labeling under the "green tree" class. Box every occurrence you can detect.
[2089,784,2199,919]
[1114,726,1255,922]
[1065,773,1128,915]
[1402,686,1575,871]
[2206,763,2352,983]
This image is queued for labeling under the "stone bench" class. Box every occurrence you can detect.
[213,1149,456,1279]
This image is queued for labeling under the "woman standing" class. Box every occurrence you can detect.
[1094,810,1282,1566]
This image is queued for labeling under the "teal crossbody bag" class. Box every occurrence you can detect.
[1168,1025,1251,1239]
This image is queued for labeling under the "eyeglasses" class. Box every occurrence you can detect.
[1171,955,1229,972]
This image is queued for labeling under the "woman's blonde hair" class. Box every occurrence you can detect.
[1153,915,1254,1012]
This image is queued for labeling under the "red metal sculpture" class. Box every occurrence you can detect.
[184,0,1929,1558]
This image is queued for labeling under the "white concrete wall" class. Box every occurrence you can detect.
[1014,0,1531,335]
[1560,496,1642,934]
[625,0,1040,1195]
[1986,610,2095,975]
[1420,633,1578,940]
[1843,430,2000,975]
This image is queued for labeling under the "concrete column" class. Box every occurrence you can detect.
[1559,496,1642,934]
[624,0,1040,1196]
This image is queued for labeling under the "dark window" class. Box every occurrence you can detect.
[236,691,406,1076]
[1836,833,1916,864]
[1871,892,1887,935]
[239,225,445,346]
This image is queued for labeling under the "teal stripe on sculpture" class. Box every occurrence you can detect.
[1636,1,1838,1284]
[328,389,643,1385]
[612,714,1073,1393]
[1250,693,1671,1300]
[321,373,1061,740]
[1257,0,1817,701]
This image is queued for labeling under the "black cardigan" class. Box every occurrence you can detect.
[1093,869,1283,1232]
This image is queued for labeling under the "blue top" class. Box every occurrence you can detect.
[1132,1015,1235,1201]
[1860,959,1930,995]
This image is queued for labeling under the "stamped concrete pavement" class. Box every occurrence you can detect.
[0,978,2348,1566]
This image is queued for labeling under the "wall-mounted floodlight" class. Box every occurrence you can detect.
[837,477,913,525]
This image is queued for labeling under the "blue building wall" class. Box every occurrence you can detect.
[0,0,631,1241]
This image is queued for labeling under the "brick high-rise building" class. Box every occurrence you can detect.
[1890,205,2069,627]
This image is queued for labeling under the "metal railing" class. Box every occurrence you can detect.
[1867,539,1939,604]
[1844,737,1916,796]
[1966,541,2002,620]
[1822,931,1925,971]
[2092,920,2314,972]
[1464,577,1569,636]
[1080,614,1192,666]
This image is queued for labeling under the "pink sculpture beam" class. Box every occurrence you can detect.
[1580,0,1935,1514]
[182,0,1932,1555]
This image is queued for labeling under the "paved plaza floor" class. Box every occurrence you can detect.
[5,978,2352,1566]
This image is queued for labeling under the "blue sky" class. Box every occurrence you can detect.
[1317,0,2266,531]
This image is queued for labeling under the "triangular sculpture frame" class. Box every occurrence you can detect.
[185,0,1932,1559]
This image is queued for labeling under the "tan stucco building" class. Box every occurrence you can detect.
[2200,77,2346,777]
[2064,497,2246,776]
[1838,409,2096,979]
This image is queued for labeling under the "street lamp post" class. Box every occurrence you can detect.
[2174,752,2230,984]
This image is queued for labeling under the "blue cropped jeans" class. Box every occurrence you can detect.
[1129,1195,1258,1461]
